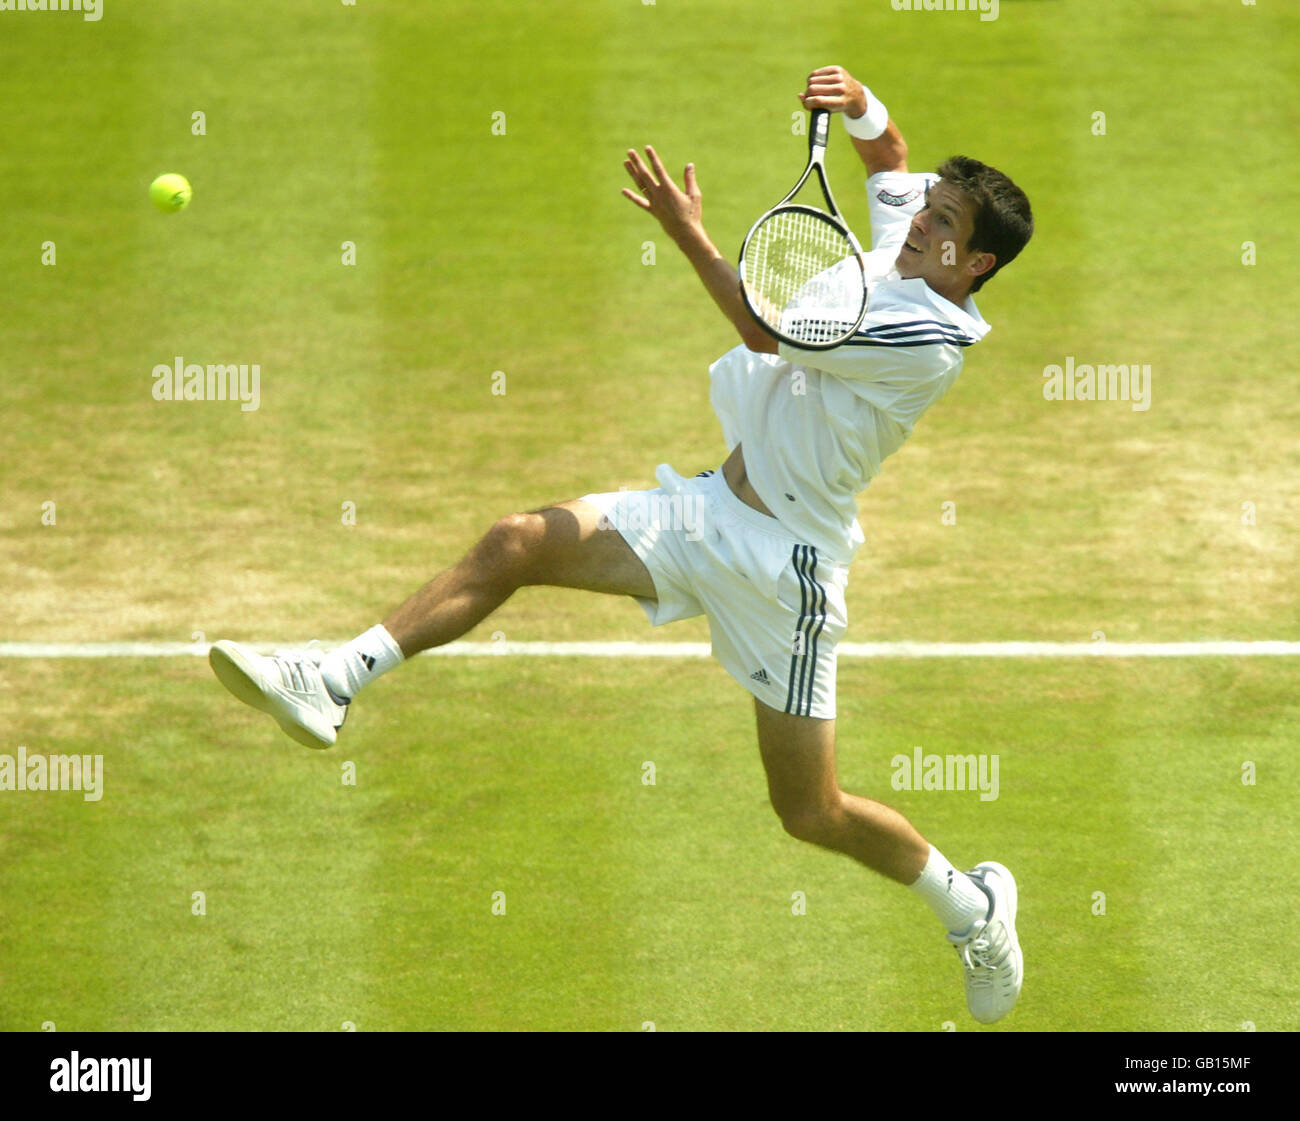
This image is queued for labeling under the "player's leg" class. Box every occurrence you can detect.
[382,499,654,656]
[208,497,652,747]
[753,699,929,882]
[753,697,1023,1022]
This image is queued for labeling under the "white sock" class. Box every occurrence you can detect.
[320,624,405,702]
[909,845,991,934]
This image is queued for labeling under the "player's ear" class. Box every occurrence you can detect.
[968,250,996,283]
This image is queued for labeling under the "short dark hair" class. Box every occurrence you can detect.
[935,156,1033,293]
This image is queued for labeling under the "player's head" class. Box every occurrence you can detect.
[896,156,1033,301]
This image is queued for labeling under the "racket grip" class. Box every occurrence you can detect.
[809,109,830,156]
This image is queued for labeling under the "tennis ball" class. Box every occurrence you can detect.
[149,173,192,213]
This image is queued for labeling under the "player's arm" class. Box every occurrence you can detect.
[800,65,908,176]
[622,146,778,355]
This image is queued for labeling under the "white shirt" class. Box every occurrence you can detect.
[708,170,990,562]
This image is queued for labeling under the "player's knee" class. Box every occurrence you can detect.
[479,513,545,585]
[775,803,839,847]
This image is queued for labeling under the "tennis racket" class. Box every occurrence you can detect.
[738,109,869,350]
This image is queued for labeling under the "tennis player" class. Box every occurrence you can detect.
[210,65,1033,1024]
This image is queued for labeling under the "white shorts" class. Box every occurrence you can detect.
[580,464,849,719]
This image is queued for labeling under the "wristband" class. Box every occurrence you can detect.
[842,87,890,140]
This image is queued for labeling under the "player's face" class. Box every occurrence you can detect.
[895,181,990,300]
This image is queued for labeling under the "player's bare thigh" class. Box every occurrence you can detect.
[520,498,657,600]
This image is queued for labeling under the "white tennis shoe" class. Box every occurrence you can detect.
[208,640,348,749]
[948,861,1022,1024]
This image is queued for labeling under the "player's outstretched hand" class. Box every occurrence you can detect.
[622,146,702,244]
[799,65,868,118]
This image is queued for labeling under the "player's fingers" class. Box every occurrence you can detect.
[621,186,652,210]
[644,145,673,187]
[806,76,845,98]
[683,162,699,197]
[624,158,649,190]
[805,77,845,94]
[625,148,657,188]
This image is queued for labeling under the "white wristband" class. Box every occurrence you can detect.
[842,87,889,141]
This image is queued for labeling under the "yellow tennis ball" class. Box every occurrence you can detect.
[149,173,192,213]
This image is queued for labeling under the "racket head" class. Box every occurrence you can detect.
[738,204,869,350]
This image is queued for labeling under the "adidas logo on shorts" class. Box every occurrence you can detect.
[750,668,771,685]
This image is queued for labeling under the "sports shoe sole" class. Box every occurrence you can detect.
[208,641,336,749]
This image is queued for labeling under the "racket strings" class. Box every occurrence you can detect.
[744,209,864,346]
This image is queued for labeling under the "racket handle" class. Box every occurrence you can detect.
[808,109,830,158]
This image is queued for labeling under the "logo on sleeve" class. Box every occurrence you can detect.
[876,186,922,207]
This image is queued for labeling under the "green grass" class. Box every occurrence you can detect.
[0,656,1294,1031]
[1,0,1297,1031]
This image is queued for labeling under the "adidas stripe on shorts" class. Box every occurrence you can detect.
[580,464,849,719]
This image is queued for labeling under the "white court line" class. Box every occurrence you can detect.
[0,641,1298,658]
